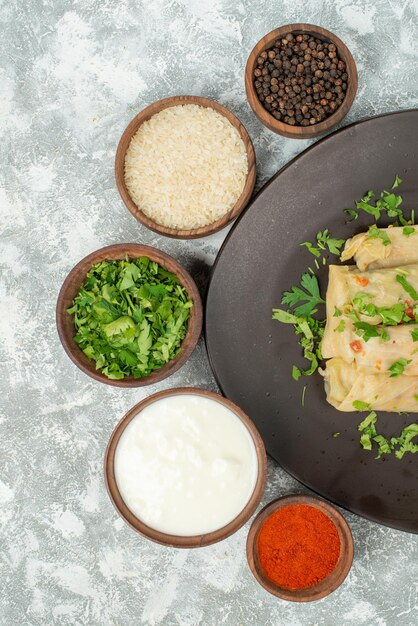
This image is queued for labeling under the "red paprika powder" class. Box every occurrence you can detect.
[257,504,341,590]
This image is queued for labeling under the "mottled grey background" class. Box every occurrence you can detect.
[1,0,418,624]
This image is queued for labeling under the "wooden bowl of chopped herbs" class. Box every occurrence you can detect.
[56,244,203,386]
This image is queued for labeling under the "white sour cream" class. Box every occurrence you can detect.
[114,394,258,536]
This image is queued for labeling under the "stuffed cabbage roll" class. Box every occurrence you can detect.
[341,224,418,271]
[322,358,418,412]
[322,264,418,361]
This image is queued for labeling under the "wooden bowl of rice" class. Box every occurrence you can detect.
[115,96,256,239]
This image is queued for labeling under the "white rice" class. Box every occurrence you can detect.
[124,104,248,230]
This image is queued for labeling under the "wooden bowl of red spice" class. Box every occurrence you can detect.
[246,494,353,602]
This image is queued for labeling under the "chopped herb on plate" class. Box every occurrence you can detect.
[367,224,391,246]
[388,358,412,378]
[281,272,325,317]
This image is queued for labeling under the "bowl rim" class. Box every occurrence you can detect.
[104,387,267,547]
[245,23,358,138]
[56,243,203,387]
[115,95,257,239]
[246,494,354,601]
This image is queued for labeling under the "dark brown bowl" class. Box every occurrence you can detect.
[104,387,267,547]
[56,244,203,387]
[246,494,354,601]
[115,95,256,239]
[245,24,358,138]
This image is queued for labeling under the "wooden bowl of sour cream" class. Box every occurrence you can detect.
[104,388,267,547]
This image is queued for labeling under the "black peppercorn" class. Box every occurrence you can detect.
[253,31,349,127]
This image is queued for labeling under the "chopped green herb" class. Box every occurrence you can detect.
[281,273,325,317]
[358,411,378,450]
[67,256,192,380]
[353,400,372,411]
[333,432,340,438]
[316,229,345,255]
[344,208,359,222]
[367,224,391,246]
[372,435,393,458]
[333,306,342,317]
[411,329,418,342]
[353,321,380,341]
[403,225,415,237]
[396,274,418,301]
[355,408,418,459]
[272,309,299,324]
[345,178,413,226]
[334,319,346,333]
[300,230,345,259]
[392,174,403,189]
[273,285,325,379]
[391,423,418,459]
[292,365,302,381]
[301,385,307,406]
[380,328,390,342]
[388,358,412,378]
[314,258,320,270]
[378,303,408,326]
[300,241,321,257]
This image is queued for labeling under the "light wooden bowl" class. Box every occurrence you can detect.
[115,95,256,239]
[246,494,354,601]
[56,244,203,387]
[104,387,267,547]
[245,24,358,138]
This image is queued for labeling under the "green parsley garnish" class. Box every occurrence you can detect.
[395,274,418,301]
[352,400,372,411]
[344,208,359,223]
[358,411,379,451]
[367,224,391,246]
[292,365,302,381]
[67,256,192,380]
[333,306,342,317]
[353,401,418,459]
[353,321,381,341]
[300,229,345,258]
[281,273,325,317]
[391,423,418,459]
[272,307,325,378]
[333,432,340,438]
[411,329,418,342]
[344,176,412,225]
[353,292,410,326]
[378,303,409,325]
[316,229,345,254]
[403,225,415,236]
[392,174,403,189]
[388,358,412,378]
[300,241,321,257]
[334,319,345,333]
[380,328,390,342]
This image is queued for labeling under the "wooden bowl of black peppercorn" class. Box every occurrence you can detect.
[245,24,358,138]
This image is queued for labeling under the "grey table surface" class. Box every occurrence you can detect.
[1,0,418,624]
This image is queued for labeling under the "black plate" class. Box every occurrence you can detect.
[206,110,418,534]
